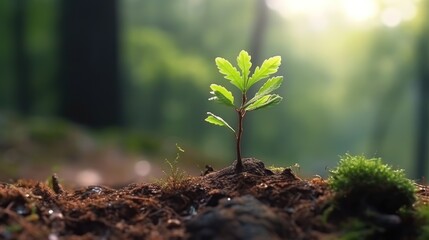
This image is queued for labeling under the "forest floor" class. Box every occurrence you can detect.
[1,158,428,240]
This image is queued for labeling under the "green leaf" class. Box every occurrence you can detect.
[205,112,235,133]
[215,57,244,91]
[236,50,252,89]
[209,84,235,107]
[244,76,283,108]
[247,76,283,105]
[245,94,282,111]
[247,56,281,90]
[255,76,283,97]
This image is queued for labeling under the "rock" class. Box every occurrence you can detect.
[187,195,287,240]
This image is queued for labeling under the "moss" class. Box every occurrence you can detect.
[328,154,416,214]
[267,165,286,174]
[416,205,429,240]
[339,218,380,240]
[267,163,300,174]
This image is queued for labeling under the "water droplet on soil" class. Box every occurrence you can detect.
[15,205,29,215]
[188,205,197,216]
[48,209,64,220]
[89,186,103,194]
[49,233,59,240]
[285,207,295,214]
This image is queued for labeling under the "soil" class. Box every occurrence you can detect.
[0,158,428,240]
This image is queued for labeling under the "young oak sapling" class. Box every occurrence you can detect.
[205,50,284,173]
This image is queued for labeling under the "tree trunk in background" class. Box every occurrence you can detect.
[59,0,122,128]
[248,0,268,71]
[415,2,429,180]
[369,74,407,155]
[243,0,269,156]
[14,0,31,115]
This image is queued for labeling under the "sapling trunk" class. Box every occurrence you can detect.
[235,93,247,173]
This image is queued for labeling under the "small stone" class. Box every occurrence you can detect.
[167,219,181,228]
[285,207,295,214]
[187,195,288,240]
[202,165,214,176]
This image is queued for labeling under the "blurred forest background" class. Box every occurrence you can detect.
[0,0,428,185]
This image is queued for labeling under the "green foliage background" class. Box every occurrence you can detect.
[0,0,427,178]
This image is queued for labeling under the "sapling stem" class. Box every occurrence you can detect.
[235,93,247,173]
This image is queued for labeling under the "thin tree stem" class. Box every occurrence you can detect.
[235,93,247,173]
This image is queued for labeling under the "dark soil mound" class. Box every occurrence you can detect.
[1,158,426,239]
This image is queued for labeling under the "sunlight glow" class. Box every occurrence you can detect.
[381,7,402,27]
[266,0,333,18]
[308,14,329,31]
[342,0,378,22]
[401,2,417,20]
[265,0,418,29]
[379,1,416,27]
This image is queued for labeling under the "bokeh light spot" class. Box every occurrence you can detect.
[134,160,152,177]
[342,0,378,22]
[381,7,402,27]
[76,169,102,186]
